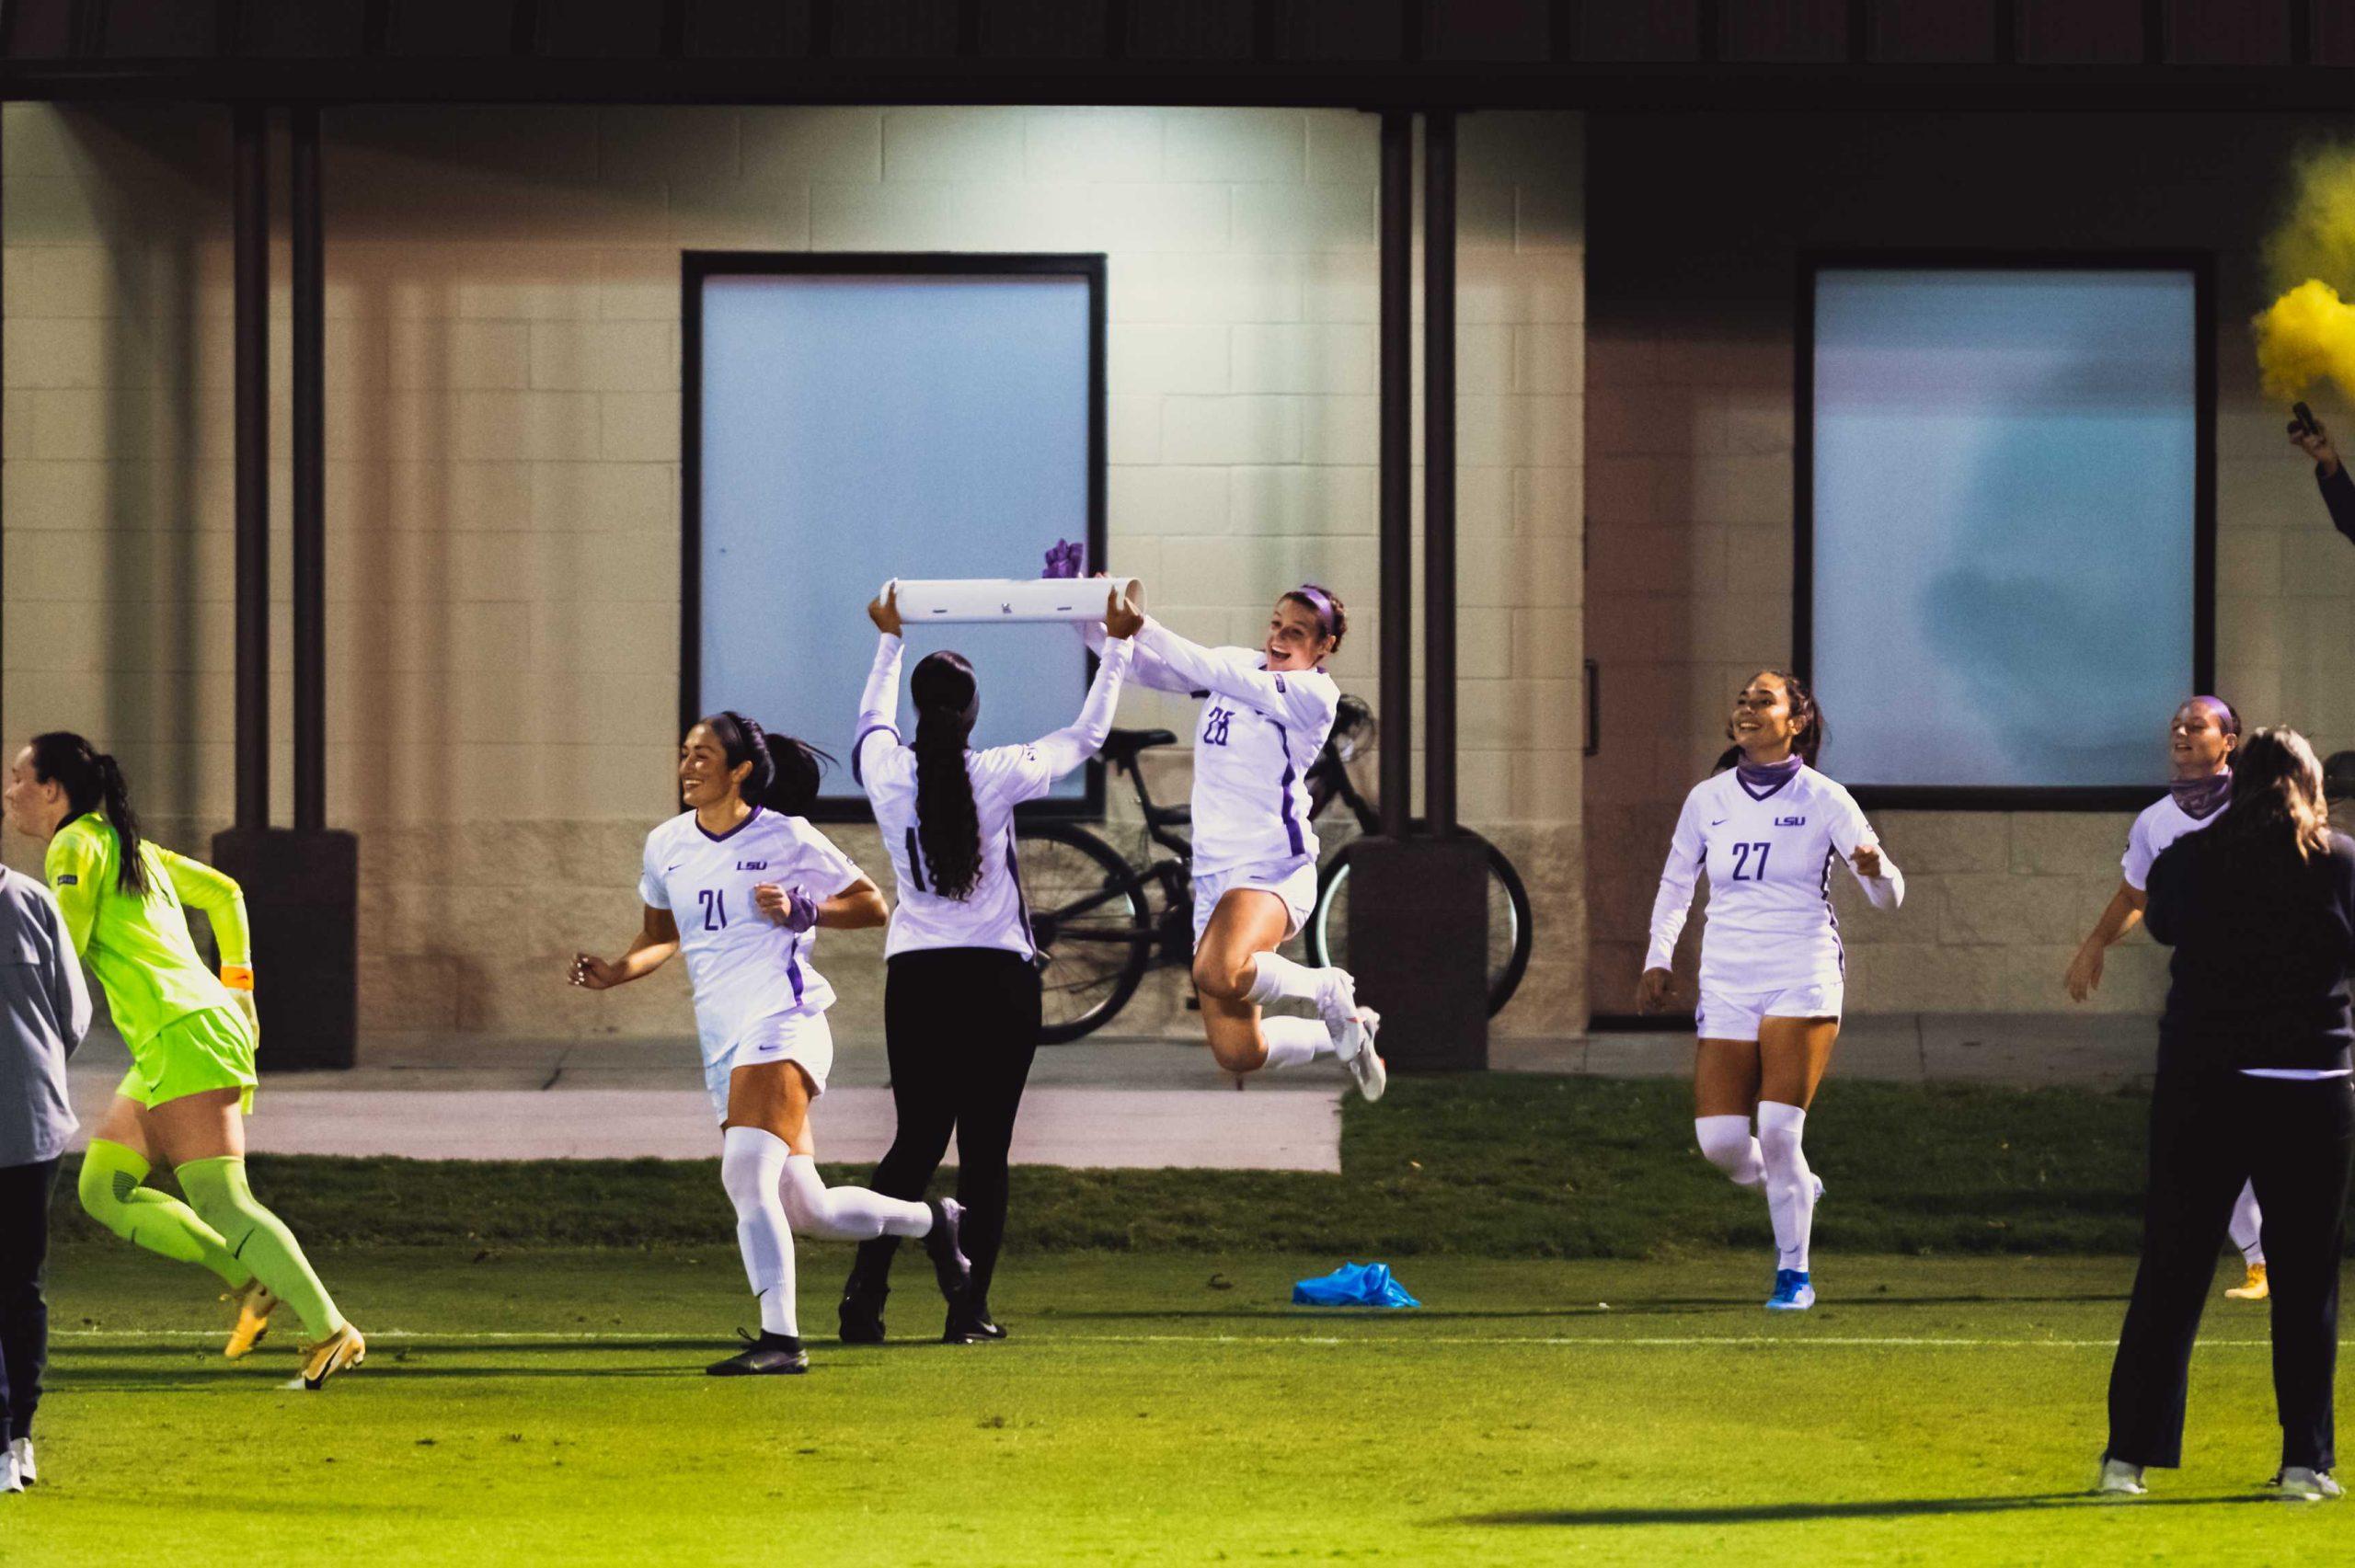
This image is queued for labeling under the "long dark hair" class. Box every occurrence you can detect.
[2206,726,2332,862]
[29,731,152,897]
[910,650,982,900]
[700,712,831,815]
[1723,670,1826,769]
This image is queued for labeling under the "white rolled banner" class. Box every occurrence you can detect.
[886,577,1142,624]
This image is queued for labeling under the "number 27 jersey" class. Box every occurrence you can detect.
[638,806,863,1056]
[1645,766,1901,993]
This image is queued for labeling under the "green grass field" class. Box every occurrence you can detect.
[8,1077,2350,1564]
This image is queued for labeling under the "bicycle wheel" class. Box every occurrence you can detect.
[1015,821,1155,1044]
[1305,832,1534,1018]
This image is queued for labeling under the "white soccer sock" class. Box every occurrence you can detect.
[1259,1015,1336,1070]
[719,1126,798,1336]
[1756,1102,1816,1273]
[1694,1115,1766,1190]
[2229,1180,2265,1266]
[1244,952,1329,1007]
[779,1153,933,1242]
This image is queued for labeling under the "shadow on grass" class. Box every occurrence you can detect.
[1459,1493,2280,1527]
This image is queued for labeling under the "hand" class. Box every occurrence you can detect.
[2063,944,2104,1003]
[1104,585,1144,640]
[2291,418,2340,476]
[1635,967,1673,1013]
[753,883,821,933]
[1851,843,1883,879]
[868,583,902,637]
[570,953,625,990]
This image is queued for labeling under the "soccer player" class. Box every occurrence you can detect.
[570,714,971,1375]
[840,584,1141,1345]
[1638,671,1905,1311]
[2,734,363,1388]
[2063,696,2270,1301]
[1080,586,1384,1098]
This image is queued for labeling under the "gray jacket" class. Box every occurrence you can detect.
[0,864,90,1166]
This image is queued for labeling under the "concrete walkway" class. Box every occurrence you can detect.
[62,1013,2160,1168]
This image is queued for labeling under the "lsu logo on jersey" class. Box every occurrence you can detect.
[1774,816,1807,828]
[736,860,768,871]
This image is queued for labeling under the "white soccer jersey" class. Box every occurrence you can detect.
[1647,764,1904,994]
[638,807,863,1059]
[855,632,1135,959]
[2120,791,2223,892]
[1098,618,1339,877]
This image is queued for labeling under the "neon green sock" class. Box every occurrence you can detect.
[174,1156,343,1341]
[76,1139,254,1290]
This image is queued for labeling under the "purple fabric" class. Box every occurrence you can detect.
[2170,773,2231,820]
[1735,754,1803,800]
[1292,584,1338,637]
[1041,539,1085,578]
[779,886,821,933]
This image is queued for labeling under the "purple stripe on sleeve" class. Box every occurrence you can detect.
[850,725,900,786]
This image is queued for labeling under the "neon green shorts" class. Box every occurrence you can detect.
[116,1006,258,1115]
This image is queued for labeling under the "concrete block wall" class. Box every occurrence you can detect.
[1584,110,2345,1018]
[1,103,1585,1043]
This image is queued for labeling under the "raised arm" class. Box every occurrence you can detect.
[1132,616,1337,732]
[1078,616,1195,695]
[158,847,254,969]
[852,630,905,787]
[1028,637,1135,780]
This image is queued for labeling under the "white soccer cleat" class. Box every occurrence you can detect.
[8,1437,32,1487]
[1343,1008,1385,1102]
[1316,970,1361,1056]
[2097,1458,2147,1497]
[1,1449,18,1496]
[2275,1467,2342,1502]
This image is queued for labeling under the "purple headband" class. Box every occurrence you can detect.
[1290,585,1338,639]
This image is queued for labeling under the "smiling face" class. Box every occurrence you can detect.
[2169,699,2235,780]
[678,724,752,812]
[1729,673,1799,761]
[1,746,67,841]
[1262,597,1336,673]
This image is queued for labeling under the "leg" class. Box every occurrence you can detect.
[2245,1077,2354,1474]
[1756,1017,1840,1276]
[1694,1037,1766,1187]
[846,957,963,1307]
[951,958,1042,1314]
[147,1089,346,1342]
[1192,890,1316,1075]
[2229,1180,2266,1268]
[74,1096,252,1288]
[0,1161,58,1445]
[729,1060,934,1242]
[2106,1072,2246,1471]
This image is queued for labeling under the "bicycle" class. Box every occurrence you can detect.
[1015,696,1535,1043]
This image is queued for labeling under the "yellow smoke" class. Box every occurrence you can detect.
[2254,280,2355,403]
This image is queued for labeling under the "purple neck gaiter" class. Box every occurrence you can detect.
[1736,753,1804,793]
[2170,772,2230,820]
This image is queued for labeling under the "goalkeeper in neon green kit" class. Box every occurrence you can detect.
[2,733,363,1389]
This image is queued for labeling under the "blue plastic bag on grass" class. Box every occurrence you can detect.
[1292,1262,1420,1309]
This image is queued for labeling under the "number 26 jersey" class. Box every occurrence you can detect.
[1645,765,1902,994]
[639,806,863,1057]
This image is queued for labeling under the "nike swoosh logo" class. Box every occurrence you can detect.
[1710,818,1728,827]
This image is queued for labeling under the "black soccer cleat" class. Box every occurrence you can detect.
[838,1286,887,1345]
[944,1299,1007,1345]
[923,1198,973,1308]
[706,1330,810,1377]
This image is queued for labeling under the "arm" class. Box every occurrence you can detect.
[2064,880,2147,1001]
[1638,795,1707,1007]
[1079,616,1197,695]
[1133,617,1337,731]
[852,631,905,787]
[818,876,889,932]
[42,889,91,1056]
[571,904,682,990]
[44,830,102,959]
[157,847,254,970]
[2323,462,2355,547]
[1828,793,1903,911]
[1027,637,1135,781]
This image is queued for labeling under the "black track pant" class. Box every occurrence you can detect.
[0,1158,60,1444]
[2107,1070,2355,1471]
[851,949,1042,1310]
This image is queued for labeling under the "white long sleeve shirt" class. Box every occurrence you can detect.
[1647,764,1904,993]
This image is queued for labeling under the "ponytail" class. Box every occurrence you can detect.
[29,731,152,897]
[699,712,832,817]
[910,650,983,901]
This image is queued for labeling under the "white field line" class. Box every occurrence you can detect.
[49,1330,2273,1349]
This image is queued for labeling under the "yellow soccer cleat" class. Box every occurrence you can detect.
[2225,1263,2269,1301]
[300,1323,366,1390]
[222,1278,281,1360]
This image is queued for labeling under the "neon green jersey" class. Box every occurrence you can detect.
[45,815,250,1048]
